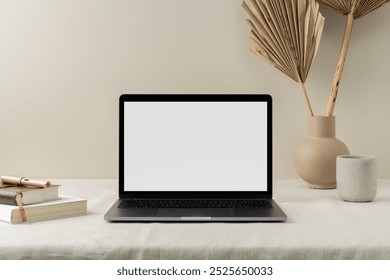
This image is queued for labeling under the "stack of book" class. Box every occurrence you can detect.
[0,176,87,224]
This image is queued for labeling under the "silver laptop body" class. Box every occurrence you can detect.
[104,94,286,222]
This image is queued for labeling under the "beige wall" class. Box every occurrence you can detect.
[1,0,389,179]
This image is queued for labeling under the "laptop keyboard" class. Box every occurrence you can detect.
[119,199,272,209]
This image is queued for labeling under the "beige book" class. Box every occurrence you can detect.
[0,184,60,205]
[0,195,87,224]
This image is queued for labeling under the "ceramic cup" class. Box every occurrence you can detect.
[336,155,377,202]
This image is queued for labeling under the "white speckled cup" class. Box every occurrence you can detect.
[336,155,377,202]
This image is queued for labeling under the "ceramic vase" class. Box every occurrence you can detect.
[294,116,349,189]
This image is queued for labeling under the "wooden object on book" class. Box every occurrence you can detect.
[0,196,87,224]
[1,175,51,188]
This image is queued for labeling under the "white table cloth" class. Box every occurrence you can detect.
[1,179,389,259]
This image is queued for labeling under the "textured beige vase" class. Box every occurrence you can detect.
[294,116,350,189]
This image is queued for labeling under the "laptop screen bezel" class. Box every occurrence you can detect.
[119,94,272,199]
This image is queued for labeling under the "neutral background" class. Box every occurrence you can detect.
[0,0,389,179]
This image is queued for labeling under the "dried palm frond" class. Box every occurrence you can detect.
[317,0,390,116]
[318,0,390,19]
[242,0,325,116]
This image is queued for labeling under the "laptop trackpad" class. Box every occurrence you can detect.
[157,208,234,217]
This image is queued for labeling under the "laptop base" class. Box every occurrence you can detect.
[104,199,286,222]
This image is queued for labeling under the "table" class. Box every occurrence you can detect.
[0,179,389,260]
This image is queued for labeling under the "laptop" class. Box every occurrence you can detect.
[104,94,286,222]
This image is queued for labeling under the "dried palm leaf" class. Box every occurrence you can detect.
[317,0,390,116]
[243,0,325,116]
[318,0,390,18]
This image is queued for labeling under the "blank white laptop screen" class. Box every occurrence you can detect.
[124,101,268,192]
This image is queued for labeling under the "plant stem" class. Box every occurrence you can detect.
[299,81,314,116]
[325,8,355,116]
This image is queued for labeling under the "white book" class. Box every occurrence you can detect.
[0,195,87,224]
